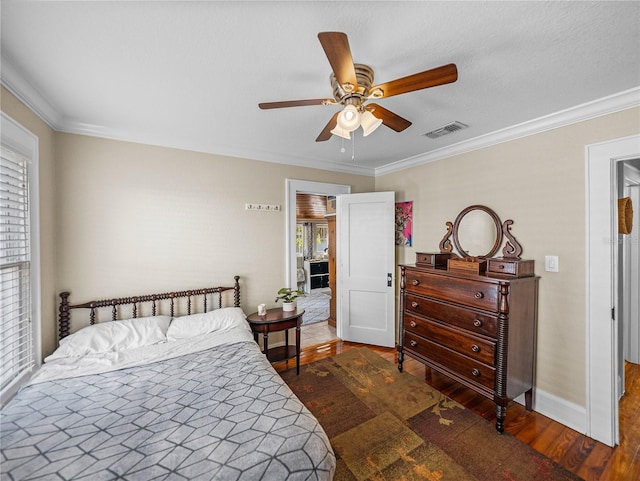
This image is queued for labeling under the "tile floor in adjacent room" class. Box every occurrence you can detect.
[301,321,338,349]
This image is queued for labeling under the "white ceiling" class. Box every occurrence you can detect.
[2,1,639,176]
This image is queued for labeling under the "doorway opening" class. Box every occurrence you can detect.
[618,159,640,371]
[285,180,350,349]
[617,158,640,460]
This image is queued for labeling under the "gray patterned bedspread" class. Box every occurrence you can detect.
[0,341,335,480]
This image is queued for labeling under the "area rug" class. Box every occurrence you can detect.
[280,347,582,481]
[298,289,331,326]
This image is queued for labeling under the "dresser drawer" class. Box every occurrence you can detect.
[405,293,498,338]
[405,270,499,312]
[404,332,496,391]
[404,313,496,365]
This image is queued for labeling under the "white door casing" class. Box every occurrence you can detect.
[586,134,640,447]
[337,191,396,347]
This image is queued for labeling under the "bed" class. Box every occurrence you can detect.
[0,277,336,480]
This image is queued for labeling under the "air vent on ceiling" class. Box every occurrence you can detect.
[423,121,468,139]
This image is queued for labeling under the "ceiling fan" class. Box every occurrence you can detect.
[258,32,458,142]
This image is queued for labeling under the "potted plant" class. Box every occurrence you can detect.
[275,287,305,311]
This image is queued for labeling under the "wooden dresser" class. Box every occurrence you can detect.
[397,205,539,432]
[398,266,538,432]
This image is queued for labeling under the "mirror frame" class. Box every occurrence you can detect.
[439,205,523,259]
[452,205,503,258]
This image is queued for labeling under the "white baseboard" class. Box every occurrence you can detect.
[513,388,587,434]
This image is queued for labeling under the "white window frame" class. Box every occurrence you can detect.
[1,112,41,406]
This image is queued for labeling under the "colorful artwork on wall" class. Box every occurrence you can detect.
[395,201,413,246]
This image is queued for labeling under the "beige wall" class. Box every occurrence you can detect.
[375,107,640,408]
[2,88,374,359]
[1,86,57,357]
[54,132,374,351]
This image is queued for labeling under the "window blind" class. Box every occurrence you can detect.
[1,146,33,394]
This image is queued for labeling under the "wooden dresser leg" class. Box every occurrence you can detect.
[495,405,506,433]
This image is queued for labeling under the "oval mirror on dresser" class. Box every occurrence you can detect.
[452,205,503,258]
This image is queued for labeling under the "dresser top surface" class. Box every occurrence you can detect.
[401,264,540,284]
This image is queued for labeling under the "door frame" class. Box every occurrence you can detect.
[285,179,351,296]
[586,134,640,446]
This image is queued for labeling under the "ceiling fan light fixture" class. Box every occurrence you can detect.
[360,110,383,137]
[336,104,361,132]
[330,124,351,140]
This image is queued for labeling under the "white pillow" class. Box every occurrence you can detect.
[47,315,172,361]
[167,307,248,341]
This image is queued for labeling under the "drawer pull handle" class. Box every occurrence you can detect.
[471,344,480,353]
[498,264,505,269]
[473,319,483,327]
[412,279,420,286]
[474,291,484,299]
[411,301,419,308]
[409,340,418,347]
[409,321,417,328]
[472,368,481,377]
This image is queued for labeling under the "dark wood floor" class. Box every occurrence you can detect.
[273,340,639,481]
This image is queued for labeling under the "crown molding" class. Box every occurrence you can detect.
[54,122,377,177]
[2,60,376,177]
[375,87,640,176]
[1,61,61,130]
[3,56,637,179]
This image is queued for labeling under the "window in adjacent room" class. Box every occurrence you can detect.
[297,222,329,259]
[315,223,328,256]
[1,113,40,406]
[295,224,304,257]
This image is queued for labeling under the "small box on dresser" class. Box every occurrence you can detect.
[447,257,487,275]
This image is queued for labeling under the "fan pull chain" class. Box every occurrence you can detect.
[352,134,356,161]
[340,138,345,153]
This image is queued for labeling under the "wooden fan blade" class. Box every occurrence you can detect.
[367,104,412,132]
[259,99,330,109]
[318,32,358,91]
[370,64,458,99]
[316,112,339,142]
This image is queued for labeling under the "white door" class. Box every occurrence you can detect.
[337,191,395,347]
